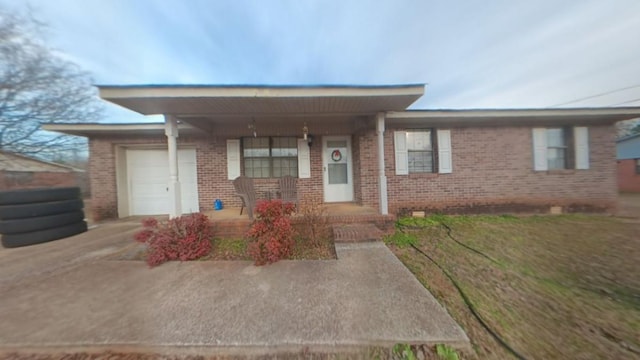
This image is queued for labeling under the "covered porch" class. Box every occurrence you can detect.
[92,84,425,219]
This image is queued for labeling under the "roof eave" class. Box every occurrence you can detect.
[97,84,426,116]
[386,108,640,126]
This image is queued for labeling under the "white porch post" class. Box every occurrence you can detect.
[376,112,388,215]
[165,115,182,218]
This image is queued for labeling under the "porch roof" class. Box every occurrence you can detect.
[386,107,640,126]
[41,122,200,137]
[98,84,426,116]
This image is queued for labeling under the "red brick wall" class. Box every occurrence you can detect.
[617,159,640,192]
[0,171,78,190]
[196,137,324,211]
[354,129,380,210]
[88,123,618,220]
[89,137,120,220]
[371,124,617,214]
[88,134,326,220]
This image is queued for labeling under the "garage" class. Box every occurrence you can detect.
[126,149,199,216]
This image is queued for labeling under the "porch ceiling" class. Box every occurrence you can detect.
[99,84,425,116]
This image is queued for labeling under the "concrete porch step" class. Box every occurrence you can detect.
[332,223,385,243]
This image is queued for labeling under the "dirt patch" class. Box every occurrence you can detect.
[618,193,640,218]
[388,214,640,359]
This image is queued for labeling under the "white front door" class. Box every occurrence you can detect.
[323,136,354,202]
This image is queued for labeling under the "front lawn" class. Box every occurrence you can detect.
[387,214,640,359]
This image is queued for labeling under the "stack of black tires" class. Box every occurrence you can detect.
[0,187,87,248]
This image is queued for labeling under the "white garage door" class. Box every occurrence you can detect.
[127,149,199,216]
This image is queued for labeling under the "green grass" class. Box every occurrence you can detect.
[389,214,640,359]
[200,237,250,261]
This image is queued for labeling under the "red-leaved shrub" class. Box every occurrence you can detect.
[247,200,296,266]
[133,213,213,267]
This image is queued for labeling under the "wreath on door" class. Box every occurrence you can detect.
[331,149,342,162]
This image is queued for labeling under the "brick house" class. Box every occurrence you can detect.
[44,84,640,221]
[0,150,85,192]
[616,133,640,192]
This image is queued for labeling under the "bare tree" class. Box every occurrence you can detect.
[0,7,102,159]
[616,118,640,138]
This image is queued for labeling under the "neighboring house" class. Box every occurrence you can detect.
[0,151,85,192]
[43,84,640,221]
[616,133,640,192]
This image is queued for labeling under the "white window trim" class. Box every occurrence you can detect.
[532,126,589,171]
[228,137,310,179]
[394,129,452,175]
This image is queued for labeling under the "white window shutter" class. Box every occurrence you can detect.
[574,126,589,170]
[532,128,548,171]
[437,129,453,174]
[226,139,241,180]
[394,131,408,175]
[297,138,311,178]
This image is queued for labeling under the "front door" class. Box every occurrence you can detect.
[323,136,354,202]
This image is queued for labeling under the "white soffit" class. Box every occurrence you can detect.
[98,84,425,116]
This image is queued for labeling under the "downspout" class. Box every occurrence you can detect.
[165,115,182,218]
[376,112,388,215]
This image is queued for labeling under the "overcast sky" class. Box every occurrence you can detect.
[2,0,640,122]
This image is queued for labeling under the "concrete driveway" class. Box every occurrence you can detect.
[0,219,141,292]
[0,220,468,357]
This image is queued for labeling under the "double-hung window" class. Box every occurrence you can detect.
[636,159,640,174]
[532,126,589,171]
[407,131,435,173]
[546,128,570,170]
[394,129,452,175]
[243,137,298,178]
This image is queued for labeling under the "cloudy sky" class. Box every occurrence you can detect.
[2,0,640,122]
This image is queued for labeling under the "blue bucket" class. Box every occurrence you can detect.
[214,199,223,211]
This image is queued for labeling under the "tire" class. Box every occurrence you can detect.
[0,211,85,234]
[0,199,84,220]
[0,187,81,206]
[1,221,87,248]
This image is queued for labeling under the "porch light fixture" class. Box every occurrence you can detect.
[248,118,257,137]
[303,122,309,140]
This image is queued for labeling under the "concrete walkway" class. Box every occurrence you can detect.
[0,223,468,356]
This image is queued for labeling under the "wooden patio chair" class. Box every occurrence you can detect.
[233,176,257,220]
[278,175,298,208]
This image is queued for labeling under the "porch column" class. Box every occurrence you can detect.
[165,115,182,218]
[376,112,389,215]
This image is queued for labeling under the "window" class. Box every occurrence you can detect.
[243,137,298,178]
[532,126,589,171]
[546,128,570,170]
[407,131,435,173]
[394,129,452,175]
[636,159,640,174]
